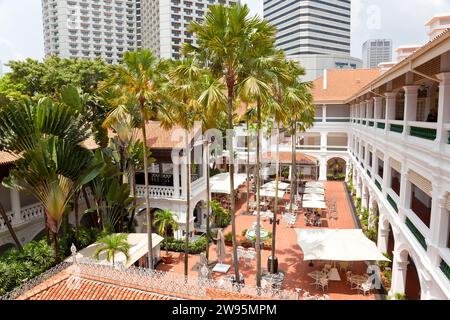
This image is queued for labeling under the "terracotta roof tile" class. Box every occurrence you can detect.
[262,152,318,165]
[311,69,381,103]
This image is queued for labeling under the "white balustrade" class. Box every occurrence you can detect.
[136,185,175,199]
[20,203,45,222]
[0,211,15,231]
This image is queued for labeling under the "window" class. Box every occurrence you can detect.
[410,185,432,228]
[369,151,373,168]
[378,158,384,178]
[391,169,401,196]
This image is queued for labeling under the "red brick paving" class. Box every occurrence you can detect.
[158,181,376,300]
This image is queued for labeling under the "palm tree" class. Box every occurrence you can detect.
[154,209,179,255]
[0,89,101,260]
[93,233,130,267]
[198,74,227,263]
[185,3,276,283]
[101,50,166,270]
[160,57,204,279]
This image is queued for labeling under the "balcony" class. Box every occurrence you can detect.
[390,123,404,134]
[408,122,437,141]
[1,203,45,233]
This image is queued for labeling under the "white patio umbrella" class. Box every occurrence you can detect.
[216,229,226,264]
[210,173,247,194]
[259,188,286,198]
[303,193,325,202]
[304,187,325,195]
[302,200,327,209]
[262,181,290,190]
[295,229,390,262]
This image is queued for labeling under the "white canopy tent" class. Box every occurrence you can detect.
[295,229,390,262]
[303,194,325,202]
[302,200,326,209]
[304,187,325,195]
[262,181,290,190]
[305,182,324,188]
[259,188,286,198]
[65,233,165,268]
[210,173,247,194]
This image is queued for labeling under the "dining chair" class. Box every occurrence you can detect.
[358,280,373,295]
[318,278,329,292]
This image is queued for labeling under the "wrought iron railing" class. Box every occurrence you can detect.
[377,122,386,129]
[375,180,382,191]
[369,121,374,127]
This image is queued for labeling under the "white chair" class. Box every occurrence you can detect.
[358,281,373,296]
[237,246,246,260]
[317,278,329,292]
[346,271,353,286]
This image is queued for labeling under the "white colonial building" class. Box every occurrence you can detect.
[346,32,450,299]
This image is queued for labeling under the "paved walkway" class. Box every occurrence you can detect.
[157,181,376,300]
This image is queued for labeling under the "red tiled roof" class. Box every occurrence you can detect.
[17,267,179,301]
[0,151,18,165]
[311,69,381,103]
[262,152,318,165]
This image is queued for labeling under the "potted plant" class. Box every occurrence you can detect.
[153,209,179,264]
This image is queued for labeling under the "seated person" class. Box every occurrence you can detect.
[426,109,438,122]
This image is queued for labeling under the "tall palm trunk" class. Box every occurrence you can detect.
[53,230,60,262]
[128,165,137,231]
[255,100,262,288]
[184,129,191,279]
[271,123,280,274]
[227,80,240,283]
[141,108,154,270]
[290,120,297,213]
[0,203,22,250]
[74,190,80,239]
[246,120,250,214]
[204,139,211,263]
[82,187,97,228]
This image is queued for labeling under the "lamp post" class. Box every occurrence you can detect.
[268,217,280,274]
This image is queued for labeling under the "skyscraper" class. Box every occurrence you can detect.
[264,0,351,56]
[362,39,393,68]
[41,0,139,64]
[140,0,238,59]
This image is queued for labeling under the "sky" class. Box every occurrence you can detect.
[1,0,450,73]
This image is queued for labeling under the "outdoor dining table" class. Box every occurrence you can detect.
[262,271,285,284]
[307,270,324,281]
[327,268,341,281]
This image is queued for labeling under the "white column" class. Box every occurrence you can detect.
[436,73,450,145]
[361,184,368,209]
[345,163,351,182]
[320,132,327,151]
[385,92,396,132]
[377,215,389,253]
[382,155,390,198]
[390,254,409,297]
[322,105,327,123]
[427,186,449,266]
[398,170,410,222]
[367,99,374,119]
[173,159,180,198]
[403,85,420,137]
[318,156,327,181]
[10,189,22,224]
[374,97,383,120]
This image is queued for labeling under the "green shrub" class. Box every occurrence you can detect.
[241,229,248,237]
[0,240,56,295]
[211,200,231,228]
[164,236,207,254]
[224,232,233,243]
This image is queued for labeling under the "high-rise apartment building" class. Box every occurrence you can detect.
[362,39,393,68]
[41,0,139,64]
[141,0,238,59]
[263,0,351,56]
